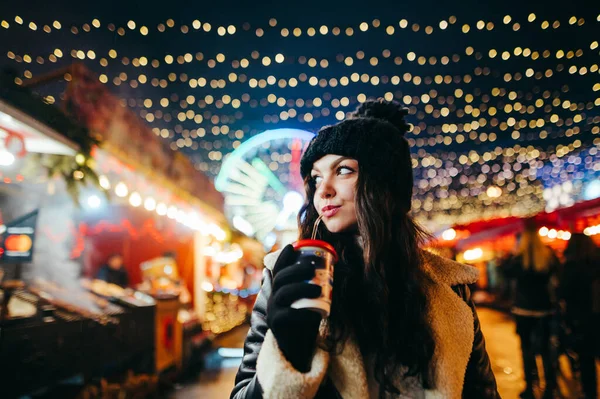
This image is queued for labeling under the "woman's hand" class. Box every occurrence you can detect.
[266,244,323,373]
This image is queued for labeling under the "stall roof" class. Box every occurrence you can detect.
[0,70,81,155]
[0,100,77,155]
[444,197,600,250]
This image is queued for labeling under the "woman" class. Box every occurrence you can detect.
[561,233,600,399]
[231,100,499,398]
[502,223,559,399]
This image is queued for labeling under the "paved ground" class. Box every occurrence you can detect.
[172,308,598,399]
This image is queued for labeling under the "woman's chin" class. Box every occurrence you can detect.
[323,220,356,234]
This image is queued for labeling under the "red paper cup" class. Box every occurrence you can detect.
[291,239,337,318]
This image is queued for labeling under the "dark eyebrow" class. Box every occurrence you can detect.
[332,156,354,169]
[311,156,354,174]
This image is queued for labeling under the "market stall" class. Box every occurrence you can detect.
[0,72,157,397]
[434,196,600,299]
[0,65,260,395]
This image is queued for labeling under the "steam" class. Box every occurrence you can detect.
[1,179,83,290]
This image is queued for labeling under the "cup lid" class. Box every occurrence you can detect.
[293,239,338,263]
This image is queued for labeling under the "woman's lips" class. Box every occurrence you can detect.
[323,206,341,217]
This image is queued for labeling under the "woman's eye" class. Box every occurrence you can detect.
[312,175,322,184]
[337,166,354,175]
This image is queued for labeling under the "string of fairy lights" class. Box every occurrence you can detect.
[6,41,599,68]
[1,13,599,37]
[1,9,599,226]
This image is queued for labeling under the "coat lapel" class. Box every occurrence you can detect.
[421,263,476,397]
[263,249,479,399]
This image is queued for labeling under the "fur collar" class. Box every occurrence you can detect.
[262,248,479,398]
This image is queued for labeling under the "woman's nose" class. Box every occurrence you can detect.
[318,180,335,199]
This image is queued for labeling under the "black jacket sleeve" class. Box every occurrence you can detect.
[454,284,501,398]
[230,268,272,399]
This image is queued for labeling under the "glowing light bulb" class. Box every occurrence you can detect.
[115,182,128,197]
[129,192,142,207]
[99,175,110,190]
[144,197,156,211]
[156,203,167,216]
[442,228,457,241]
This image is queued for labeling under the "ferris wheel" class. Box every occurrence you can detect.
[215,128,315,245]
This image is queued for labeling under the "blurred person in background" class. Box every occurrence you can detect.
[96,253,129,288]
[502,221,560,399]
[561,233,600,399]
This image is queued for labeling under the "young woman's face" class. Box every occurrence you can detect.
[311,155,359,234]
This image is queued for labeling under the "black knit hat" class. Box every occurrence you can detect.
[300,100,414,212]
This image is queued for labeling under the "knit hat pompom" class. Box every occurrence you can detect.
[352,100,411,136]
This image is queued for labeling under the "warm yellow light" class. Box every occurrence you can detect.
[115,182,128,197]
[98,175,110,190]
[156,203,167,216]
[129,192,142,207]
[144,197,156,211]
[442,228,457,241]
[464,248,483,261]
[486,186,502,198]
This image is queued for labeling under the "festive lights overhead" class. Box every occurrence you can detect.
[1,6,599,228]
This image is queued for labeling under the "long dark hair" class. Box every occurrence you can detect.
[298,167,436,395]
